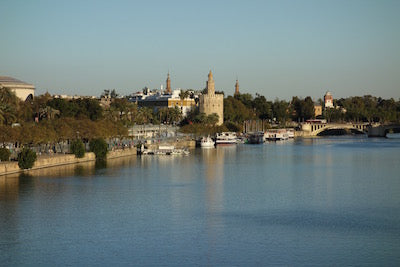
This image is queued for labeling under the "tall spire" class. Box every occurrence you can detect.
[206,70,215,95]
[166,72,171,94]
[234,79,239,95]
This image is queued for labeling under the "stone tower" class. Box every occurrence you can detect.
[165,72,171,94]
[199,71,224,125]
[206,70,215,95]
[234,79,239,95]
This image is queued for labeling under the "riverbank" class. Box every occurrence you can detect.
[0,148,137,176]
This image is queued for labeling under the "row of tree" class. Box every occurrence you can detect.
[223,93,400,125]
[1,87,400,146]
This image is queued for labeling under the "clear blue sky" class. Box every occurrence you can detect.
[1,0,399,100]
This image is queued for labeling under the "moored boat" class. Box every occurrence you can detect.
[247,131,264,144]
[200,135,215,148]
[138,144,189,155]
[264,129,289,141]
[215,132,238,145]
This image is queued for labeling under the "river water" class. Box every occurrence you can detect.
[1,137,400,266]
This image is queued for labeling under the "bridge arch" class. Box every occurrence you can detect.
[316,127,365,136]
[313,124,367,136]
[384,125,400,135]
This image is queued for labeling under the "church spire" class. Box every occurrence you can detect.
[166,72,171,94]
[206,70,215,95]
[234,79,239,95]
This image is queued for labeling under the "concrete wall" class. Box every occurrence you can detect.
[0,162,20,175]
[107,148,137,159]
[0,148,137,176]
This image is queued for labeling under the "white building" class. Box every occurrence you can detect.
[324,91,334,108]
[0,76,35,101]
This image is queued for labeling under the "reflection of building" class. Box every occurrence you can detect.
[199,71,224,125]
[0,76,35,101]
[324,91,333,108]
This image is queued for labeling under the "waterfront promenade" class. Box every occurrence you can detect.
[0,148,137,176]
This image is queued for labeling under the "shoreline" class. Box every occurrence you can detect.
[0,148,137,177]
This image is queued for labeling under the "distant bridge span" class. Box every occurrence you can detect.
[367,124,400,137]
[300,122,370,136]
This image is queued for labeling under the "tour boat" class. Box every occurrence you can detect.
[200,136,215,148]
[215,132,238,145]
[138,144,189,155]
[264,129,289,141]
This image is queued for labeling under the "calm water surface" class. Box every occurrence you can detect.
[1,137,400,266]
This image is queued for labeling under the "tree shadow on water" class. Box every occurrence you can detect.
[95,159,107,170]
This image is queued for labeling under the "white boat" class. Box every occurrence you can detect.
[139,144,189,155]
[215,132,237,145]
[264,129,289,141]
[200,135,215,148]
[287,129,295,138]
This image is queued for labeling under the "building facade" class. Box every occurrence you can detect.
[314,104,322,117]
[324,91,334,108]
[199,71,224,125]
[135,89,196,117]
[0,76,35,101]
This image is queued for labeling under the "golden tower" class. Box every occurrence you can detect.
[199,71,224,125]
[206,70,215,95]
[166,72,171,94]
[234,79,239,95]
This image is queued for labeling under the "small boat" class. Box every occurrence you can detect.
[200,135,215,148]
[215,132,238,145]
[287,129,295,138]
[247,131,264,144]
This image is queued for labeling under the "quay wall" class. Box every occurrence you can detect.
[107,148,137,159]
[0,148,137,176]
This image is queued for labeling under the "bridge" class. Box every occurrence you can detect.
[367,124,400,137]
[300,122,370,136]
[300,122,400,137]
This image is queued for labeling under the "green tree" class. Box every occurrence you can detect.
[0,88,20,125]
[0,147,11,161]
[272,99,290,125]
[205,113,219,126]
[253,94,272,120]
[89,138,108,160]
[70,139,85,158]
[18,147,37,169]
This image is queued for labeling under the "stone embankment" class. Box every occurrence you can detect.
[0,148,137,176]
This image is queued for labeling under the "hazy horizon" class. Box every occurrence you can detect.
[1,0,399,100]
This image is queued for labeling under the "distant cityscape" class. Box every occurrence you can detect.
[0,73,365,124]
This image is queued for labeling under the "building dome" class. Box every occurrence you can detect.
[0,76,35,101]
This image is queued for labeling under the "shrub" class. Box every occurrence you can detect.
[0,147,11,161]
[89,138,108,159]
[18,148,37,169]
[70,139,85,158]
